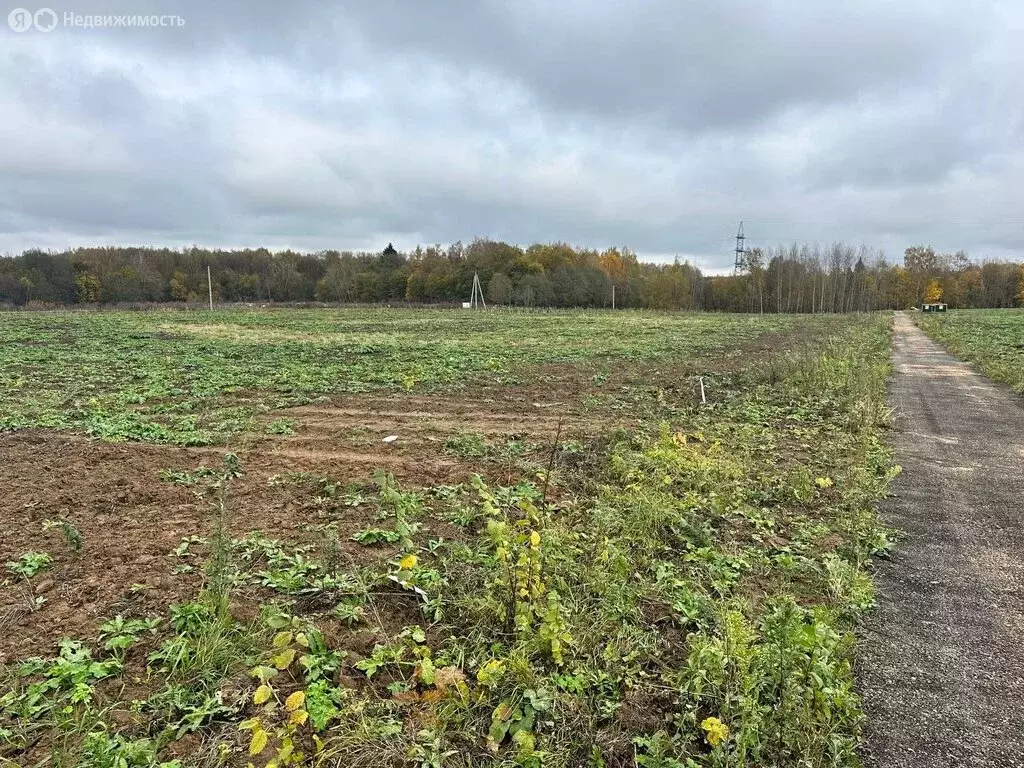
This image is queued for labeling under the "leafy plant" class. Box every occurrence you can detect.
[351,528,401,545]
[265,419,295,435]
[99,615,161,654]
[160,466,222,485]
[444,432,488,458]
[6,551,53,579]
[240,615,321,765]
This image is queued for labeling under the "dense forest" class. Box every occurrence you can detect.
[0,240,1021,312]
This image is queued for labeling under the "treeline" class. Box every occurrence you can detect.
[715,243,1024,313]
[0,240,1021,311]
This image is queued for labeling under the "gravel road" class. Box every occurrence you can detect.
[858,312,1024,767]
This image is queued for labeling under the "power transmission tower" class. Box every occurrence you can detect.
[733,221,747,273]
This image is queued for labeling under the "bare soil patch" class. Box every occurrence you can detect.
[0,360,647,662]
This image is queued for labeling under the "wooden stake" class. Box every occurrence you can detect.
[207,266,213,311]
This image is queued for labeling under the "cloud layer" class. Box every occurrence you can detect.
[2,1,1022,270]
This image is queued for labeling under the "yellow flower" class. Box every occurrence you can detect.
[398,553,418,570]
[701,716,730,747]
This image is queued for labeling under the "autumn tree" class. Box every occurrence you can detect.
[486,273,513,305]
[904,245,939,305]
[317,260,357,302]
[169,271,190,301]
[75,273,101,303]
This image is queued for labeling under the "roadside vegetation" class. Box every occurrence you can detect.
[915,308,1024,393]
[0,310,897,767]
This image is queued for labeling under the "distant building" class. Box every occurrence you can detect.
[922,303,948,312]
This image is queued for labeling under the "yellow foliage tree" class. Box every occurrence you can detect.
[924,279,943,304]
[599,247,627,283]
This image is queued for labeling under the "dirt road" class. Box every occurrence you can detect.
[859,312,1024,766]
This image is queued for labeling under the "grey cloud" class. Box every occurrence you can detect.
[0,1,1022,268]
[336,1,983,132]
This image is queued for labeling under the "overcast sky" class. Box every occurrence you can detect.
[1,1,1021,272]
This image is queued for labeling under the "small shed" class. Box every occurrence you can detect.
[922,303,948,313]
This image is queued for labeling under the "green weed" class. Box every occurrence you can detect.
[6,551,53,579]
[444,432,489,458]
